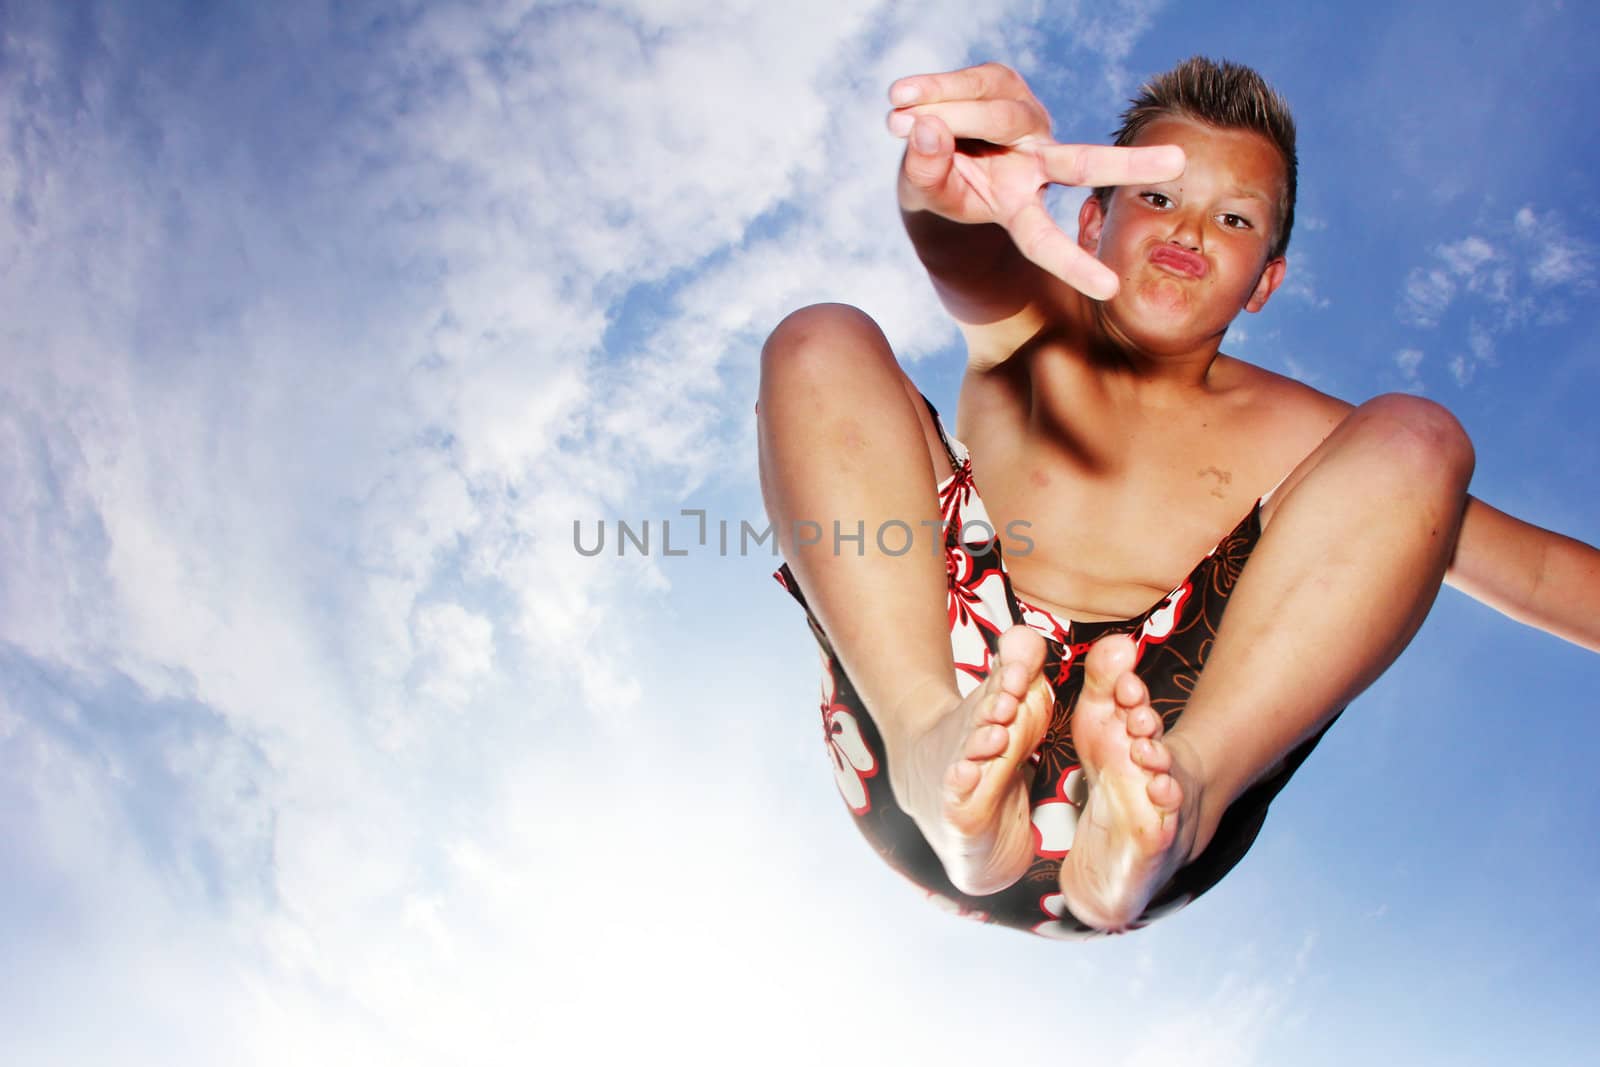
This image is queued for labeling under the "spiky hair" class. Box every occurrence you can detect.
[1094,57,1298,259]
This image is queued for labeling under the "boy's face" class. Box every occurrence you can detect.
[1077,116,1288,353]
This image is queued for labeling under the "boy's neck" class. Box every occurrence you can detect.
[1071,291,1232,398]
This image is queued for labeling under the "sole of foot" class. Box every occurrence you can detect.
[911,625,1056,896]
[1057,633,1189,931]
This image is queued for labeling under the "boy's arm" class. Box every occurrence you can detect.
[899,175,1048,369]
[1446,496,1600,652]
[888,64,1184,367]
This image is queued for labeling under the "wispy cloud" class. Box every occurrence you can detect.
[1402,266,1459,328]
[1395,347,1425,391]
[1516,204,1596,289]
[1400,234,1505,327]
[1398,202,1594,386]
[0,1,1179,1060]
[1119,932,1318,1067]
[1402,207,1594,328]
[1278,247,1330,309]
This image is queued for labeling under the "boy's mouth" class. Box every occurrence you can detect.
[1149,245,1207,278]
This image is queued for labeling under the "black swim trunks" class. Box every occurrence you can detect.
[774,398,1336,937]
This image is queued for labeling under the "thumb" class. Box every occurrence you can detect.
[900,115,954,197]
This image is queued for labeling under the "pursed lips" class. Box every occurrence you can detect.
[1149,244,1207,278]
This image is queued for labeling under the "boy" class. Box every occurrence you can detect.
[758,58,1600,936]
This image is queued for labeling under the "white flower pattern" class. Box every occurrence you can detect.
[821,658,876,814]
[1029,767,1086,858]
[1139,581,1192,648]
[773,403,1288,938]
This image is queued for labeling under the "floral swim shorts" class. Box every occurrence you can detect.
[774,397,1336,937]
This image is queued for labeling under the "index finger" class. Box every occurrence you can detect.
[1037,142,1186,189]
[889,62,1030,108]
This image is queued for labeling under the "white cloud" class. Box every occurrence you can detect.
[410,601,495,711]
[12,5,1418,1066]
[1402,202,1594,320]
[1467,319,1496,366]
[1395,347,1424,390]
[1515,204,1595,289]
[1073,0,1169,100]
[1440,234,1497,276]
[1401,266,1457,327]
[1,1,1203,1062]
[1401,235,1508,327]
[1278,247,1329,309]
[1398,203,1594,381]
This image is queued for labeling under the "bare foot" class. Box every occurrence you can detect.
[1057,634,1196,931]
[897,625,1055,896]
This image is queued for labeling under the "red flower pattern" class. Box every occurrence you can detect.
[773,400,1311,937]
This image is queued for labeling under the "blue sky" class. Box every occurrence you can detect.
[3,0,1597,1063]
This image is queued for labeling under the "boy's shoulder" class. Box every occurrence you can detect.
[959,343,1353,477]
[1216,356,1344,403]
[1211,352,1351,419]
[1206,353,1353,468]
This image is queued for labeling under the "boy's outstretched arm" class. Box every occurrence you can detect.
[888,63,1183,366]
[1447,497,1600,651]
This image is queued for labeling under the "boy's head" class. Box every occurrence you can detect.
[1093,57,1297,260]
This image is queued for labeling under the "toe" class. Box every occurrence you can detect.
[996,661,1029,701]
[1147,771,1182,811]
[992,634,1045,702]
[998,624,1047,672]
[1125,704,1161,738]
[945,759,981,798]
[964,723,1009,759]
[1083,634,1138,696]
[980,687,1019,727]
[1113,669,1150,712]
[1131,736,1172,773]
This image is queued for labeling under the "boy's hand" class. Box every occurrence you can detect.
[888,63,1185,301]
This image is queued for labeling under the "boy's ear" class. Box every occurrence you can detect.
[1245,256,1287,313]
[1077,194,1105,252]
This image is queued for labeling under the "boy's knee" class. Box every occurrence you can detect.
[1357,393,1475,484]
[761,303,892,380]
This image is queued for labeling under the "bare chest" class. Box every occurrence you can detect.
[960,393,1301,623]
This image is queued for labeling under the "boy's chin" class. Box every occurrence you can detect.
[1099,296,1230,355]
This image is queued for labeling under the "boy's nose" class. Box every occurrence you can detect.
[1164,212,1203,250]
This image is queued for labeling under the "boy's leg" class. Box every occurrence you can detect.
[759,303,1054,895]
[1060,395,1474,930]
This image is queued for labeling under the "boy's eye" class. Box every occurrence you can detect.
[1219,213,1252,230]
[1140,192,1172,209]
